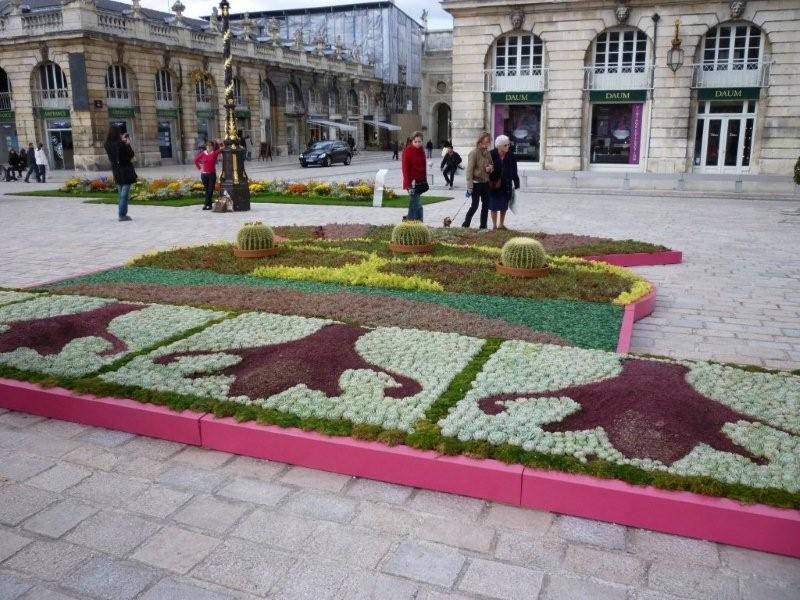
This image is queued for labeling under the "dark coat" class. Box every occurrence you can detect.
[440,151,462,171]
[104,140,138,185]
[26,147,36,167]
[489,148,520,197]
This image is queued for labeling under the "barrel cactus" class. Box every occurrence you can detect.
[391,221,432,246]
[236,221,275,251]
[500,237,547,269]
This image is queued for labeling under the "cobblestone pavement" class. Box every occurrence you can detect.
[1,411,798,600]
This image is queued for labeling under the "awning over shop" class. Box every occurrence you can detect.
[364,119,401,131]
[308,118,357,132]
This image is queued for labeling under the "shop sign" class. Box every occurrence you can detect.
[490,92,544,104]
[590,90,647,103]
[698,87,760,101]
[156,108,179,119]
[234,109,251,119]
[108,107,135,118]
[197,109,217,119]
[0,110,14,121]
[38,108,70,119]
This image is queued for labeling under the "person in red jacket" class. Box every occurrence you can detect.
[194,139,222,210]
[401,131,427,221]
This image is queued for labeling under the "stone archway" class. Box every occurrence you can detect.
[433,102,451,147]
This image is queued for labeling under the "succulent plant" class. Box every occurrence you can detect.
[500,237,547,269]
[391,221,432,246]
[236,221,275,251]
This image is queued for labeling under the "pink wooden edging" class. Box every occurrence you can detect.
[584,250,683,267]
[616,287,657,353]
[0,379,203,445]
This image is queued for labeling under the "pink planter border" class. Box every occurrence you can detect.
[584,250,683,267]
[617,287,657,353]
[0,377,797,557]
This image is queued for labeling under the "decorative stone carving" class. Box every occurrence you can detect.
[208,7,220,33]
[509,10,524,30]
[40,44,50,63]
[615,0,631,25]
[131,0,142,17]
[352,45,361,63]
[730,0,747,18]
[269,17,281,46]
[115,42,124,64]
[171,0,185,25]
[334,35,343,60]
[293,28,304,50]
[314,33,326,56]
[241,13,253,39]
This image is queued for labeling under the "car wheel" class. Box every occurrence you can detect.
[344,154,351,166]
[300,161,308,168]
[321,157,330,167]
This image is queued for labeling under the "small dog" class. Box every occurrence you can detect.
[442,217,452,228]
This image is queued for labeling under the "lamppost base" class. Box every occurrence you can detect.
[220,146,250,212]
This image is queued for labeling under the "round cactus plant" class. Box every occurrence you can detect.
[236,221,275,251]
[391,221,432,246]
[500,237,547,269]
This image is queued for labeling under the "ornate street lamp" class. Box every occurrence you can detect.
[666,19,685,73]
[219,0,250,211]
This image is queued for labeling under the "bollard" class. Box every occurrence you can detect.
[373,168,388,207]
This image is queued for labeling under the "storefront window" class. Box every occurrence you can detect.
[493,104,541,162]
[590,103,643,165]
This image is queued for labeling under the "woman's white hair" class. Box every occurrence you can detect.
[494,134,510,147]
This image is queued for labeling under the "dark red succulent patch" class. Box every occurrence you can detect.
[0,302,143,357]
[154,323,423,400]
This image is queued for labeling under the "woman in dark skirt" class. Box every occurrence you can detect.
[488,134,520,230]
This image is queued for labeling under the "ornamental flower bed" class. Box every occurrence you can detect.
[0,294,224,377]
[0,290,39,306]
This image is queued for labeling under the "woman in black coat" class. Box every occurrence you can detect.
[487,134,520,230]
[104,125,137,222]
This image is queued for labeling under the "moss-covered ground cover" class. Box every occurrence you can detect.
[1,290,797,509]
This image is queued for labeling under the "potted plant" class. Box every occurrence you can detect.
[496,237,551,278]
[233,222,281,258]
[389,221,435,254]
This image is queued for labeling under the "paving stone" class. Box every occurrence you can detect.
[172,494,251,535]
[0,412,46,428]
[158,465,228,493]
[191,538,294,596]
[273,558,349,600]
[68,471,149,506]
[131,526,220,574]
[381,540,466,587]
[113,454,168,479]
[118,436,183,460]
[543,574,629,600]
[76,428,137,448]
[458,558,544,600]
[0,451,55,481]
[0,529,33,561]
[3,540,94,581]
[416,514,495,553]
[22,499,98,538]
[232,509,318,551]
[279,466,352,492]
[20,587,81,600]
[281,490,358,524]
[66,510,160,557]
[0,484,58,526]
[337,571,419,600]
[61,556,157,600]
[719,545,800,584]
[124,484,193,519]
[416,591,473,600]
[408,489,485,522]
[17,434,81,459]
[62,445,120,471]
[740,577,798,600]
[25,463,92,493]
[352,502,421,535]
[628,529,720,567]
[555,515,626,550]
[562,544,646,586]
[27,420,88,439]
[305,522,394,569]
[139,577,236,600]
[346,478,414,505]
[647,562,740,600]
[0,571,32,600]
[216,476,293,506]
[494,532,565,570]
[169,446,233,469]
[220,455,287,480]
[483,503,554,534]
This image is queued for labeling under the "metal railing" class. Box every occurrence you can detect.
[308,102,324,115]
[195,94,217,109]
[584,65,653,90]
[285,102,304,114]
[691,62,771,89]
[0,92,12,111]
[155,90,175,104]
[31,87,70,108]
[106,88,132,107]
[484,67,548,93]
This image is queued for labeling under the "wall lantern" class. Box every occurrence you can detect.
[667,19,685,72]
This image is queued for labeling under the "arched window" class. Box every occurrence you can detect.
[360,92,369,116]
[286,84,301,113]
[105,65,131,102]
[155,69,173,103]
[309,88,322,114]
[347,90,359,116]
[195,78,214,105]
[0,68,12,110]
[494,33,544,77]
[36,62,69,101]
[233,77,246,107]
[593,29,648,73]
[328,90,339,114]
[703,23,762,71]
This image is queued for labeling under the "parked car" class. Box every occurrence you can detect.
[299,141,352,167]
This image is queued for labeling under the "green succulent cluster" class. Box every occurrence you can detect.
[236,222,275,251]
[391,221,432,246]
[500,237,548,269]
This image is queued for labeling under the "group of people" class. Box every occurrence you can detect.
[5,143,50,183]
[401,131,519,229]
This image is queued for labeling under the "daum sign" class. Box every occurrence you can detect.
[108,107,135,118]
[38,108,70,119]
[490,92,544,104]
[589,90,647,103]
[698,87,760,101]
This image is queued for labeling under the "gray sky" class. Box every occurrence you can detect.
[142,0,453,29]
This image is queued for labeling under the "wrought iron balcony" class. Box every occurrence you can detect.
[0,91,12,111]
[106,88,132,107]
[484,67,548,93]
[31,87,70,108]
[691,62,771,89]
[155,90,176,107]
[584,65,653,90]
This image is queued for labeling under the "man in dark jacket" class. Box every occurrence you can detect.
[440,145,462,190]
[23,143,37,183]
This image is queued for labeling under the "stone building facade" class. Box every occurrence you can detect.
[0,0,407,171]
[442,0,799,175]
[421,30,454,148]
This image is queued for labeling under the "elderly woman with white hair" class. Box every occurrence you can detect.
[488,134,520,230]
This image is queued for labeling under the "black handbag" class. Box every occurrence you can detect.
[414,180,430,195]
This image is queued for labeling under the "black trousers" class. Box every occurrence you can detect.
[392,150,398,160]
[462,181,489,229]
[201,172,216,207]
[24,165,38,182]
[443,167,456,186]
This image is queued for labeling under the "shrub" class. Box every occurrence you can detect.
[89,179,108,191]
[64,178,81,190]
[500,237,548,269]
[313,183,332,196]
[287,183,308,195]
[350,184,373,198]
[167,182,181,193]
[391,221,433,246]
[248,182,269,193]
[236,222,275,251]
[150,179,170,191]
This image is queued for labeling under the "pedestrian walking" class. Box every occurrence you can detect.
[440,144,462,190]
[462,132,493,229]
[15,147,25,178]
[194,139,222,210]
[104,125,137,222]
[23,143,37,183]
[5,149,19,181]
[391,139,399,160]
[425,139,433,159]
[488,135,520,230]
[401,131,427,222]
[34,143,49,183]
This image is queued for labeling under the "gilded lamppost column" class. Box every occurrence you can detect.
[219,0,250,211]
